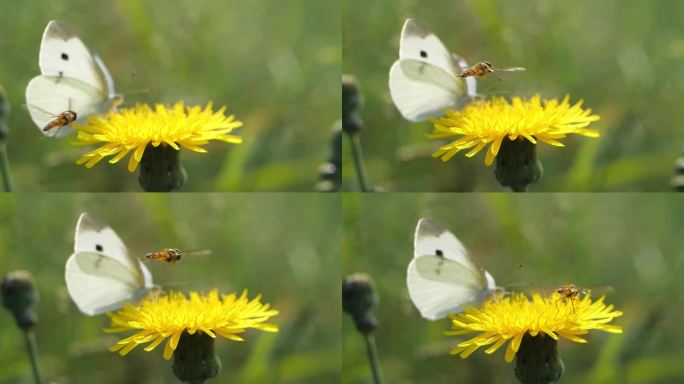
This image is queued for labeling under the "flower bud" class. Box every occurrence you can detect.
[0,84,10,140]
[1,271,39,330]
[172,332,221,384]
[495,138,543,192]
[138,144,187,192]
[342,273,378,334]
[515,334,564,384]
[342,75,363,135]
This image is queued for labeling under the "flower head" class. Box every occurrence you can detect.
[104,289,278,360]
[73,102,242,172]
[429,95,600,165]
[447,292,622,363]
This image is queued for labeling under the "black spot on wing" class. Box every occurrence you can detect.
[420,50,428,58]
[96,244,103,252]
[435,250,445,275]
[61,53,69,61]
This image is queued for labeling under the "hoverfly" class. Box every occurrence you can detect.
[554,284,613,313]
[25,99,78,137]
[43,110,78,133]
[459,61,526,78]
[144,248,212,264]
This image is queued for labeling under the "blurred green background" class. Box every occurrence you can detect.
[343,193,684,383]
[342,0,684,191]
[0,193,340,383]
[0,0,340,191]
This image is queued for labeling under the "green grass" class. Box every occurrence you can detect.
[0,0,340,191]
[342,0,684,191]
[343,193,684,383]
[0,194,340,383]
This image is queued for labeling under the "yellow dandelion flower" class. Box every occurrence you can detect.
[429,95,600,165]
[104,289,278,360]
[73,102,243,172]
[447,292,622,363]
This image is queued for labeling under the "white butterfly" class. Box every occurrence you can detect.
[25,20,122,137]
[65,213,153,316]
[407,218,498,320]
[389,18,477,122]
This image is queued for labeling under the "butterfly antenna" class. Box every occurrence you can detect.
[500,263,526,289]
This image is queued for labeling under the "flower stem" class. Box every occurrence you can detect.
[343,274,383,383]
[0,142,13,192]
[364,333,383,384]
[0,83,12,192]
[342,74,372,192]
[23,330,44,384]
[2,272,43,384]
[349,133,370,192]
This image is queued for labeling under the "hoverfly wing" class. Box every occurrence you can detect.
[181,249,213,257]
[493,66,526,72]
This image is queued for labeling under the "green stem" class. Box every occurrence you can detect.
[364,334,382,384]
[23,330,44,384]
[349,133,370,192]
[0,142,13,192]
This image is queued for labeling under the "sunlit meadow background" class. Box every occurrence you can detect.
[342,0,684,191]
[343,193,684,383]
[0,0,340,191]
[0,194,340,383]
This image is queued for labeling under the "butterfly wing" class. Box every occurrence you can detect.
[413,218,476,269]
[407,256,493,320]
[26,20,119,136]
[389,19,475,122]
[38,20,107,91]
[65,252,150,315]
[389,59,467,122]
[73,212,152,289]
[93,53,117,99]
[399,19,459,77]
[408,218,497,320]
[25,76,112,137]
[452,53,477,96]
